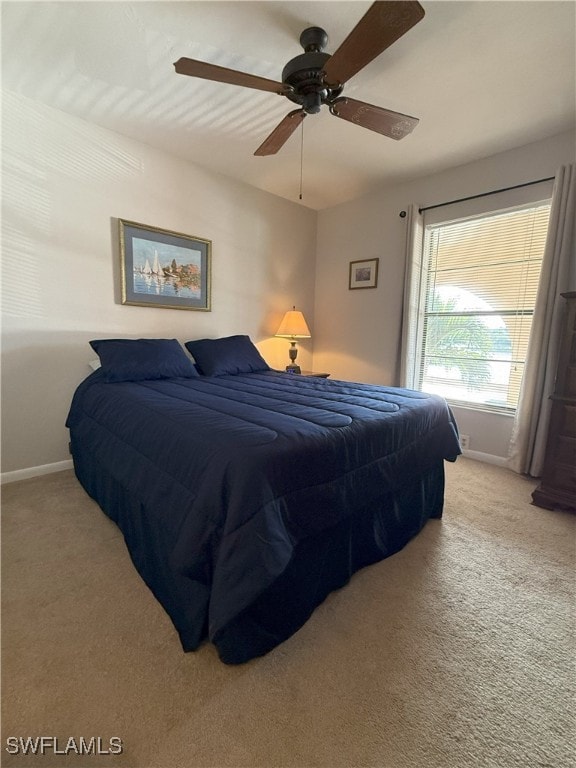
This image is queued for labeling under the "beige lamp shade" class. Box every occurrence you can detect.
[275,308,311,338]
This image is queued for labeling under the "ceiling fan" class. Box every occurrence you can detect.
[174,1,425,156]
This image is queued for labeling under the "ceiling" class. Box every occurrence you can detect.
[2,1,575,210]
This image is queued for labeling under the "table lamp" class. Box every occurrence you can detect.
[275,306,311,373]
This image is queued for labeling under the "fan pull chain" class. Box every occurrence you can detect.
[299,119,304,200]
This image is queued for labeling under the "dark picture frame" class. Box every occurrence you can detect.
[349,258,379,290]
[119,219,211,311]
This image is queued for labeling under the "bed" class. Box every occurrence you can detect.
[67,336,461,664]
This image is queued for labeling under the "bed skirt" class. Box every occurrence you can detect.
[71,441,444,664]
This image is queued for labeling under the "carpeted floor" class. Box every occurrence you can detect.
[1,458,574,768]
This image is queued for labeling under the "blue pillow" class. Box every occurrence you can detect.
[89,338,199,382]
[185,335,270,376]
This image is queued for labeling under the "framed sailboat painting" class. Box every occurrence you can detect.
[119,219,211,311]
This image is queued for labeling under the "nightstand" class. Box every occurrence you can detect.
[299,371,330,378]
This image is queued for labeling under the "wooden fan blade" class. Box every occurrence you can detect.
[174,57,286,94]
[329,97,418,139]
[254,110,306,156]
[322,1,425,86]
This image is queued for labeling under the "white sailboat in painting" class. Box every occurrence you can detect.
[132,247,174,297]
[152,250,163,276]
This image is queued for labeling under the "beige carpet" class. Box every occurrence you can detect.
[1,458,574,768]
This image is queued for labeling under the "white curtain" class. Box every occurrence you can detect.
[508,164,576,476]
[399,204,424,388]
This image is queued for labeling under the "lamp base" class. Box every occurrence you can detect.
[285,364,301,374]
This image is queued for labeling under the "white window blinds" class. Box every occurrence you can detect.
[418,202,551,412]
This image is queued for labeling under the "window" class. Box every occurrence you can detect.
[414,202,551,413]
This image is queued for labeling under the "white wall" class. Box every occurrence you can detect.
[1,91,317,474]
[313,130,576,460]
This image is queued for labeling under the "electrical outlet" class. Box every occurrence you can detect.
[460,434,470,450]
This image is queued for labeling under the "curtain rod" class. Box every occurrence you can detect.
[418,176,555,215]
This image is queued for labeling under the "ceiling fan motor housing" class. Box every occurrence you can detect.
[281,27,342,114]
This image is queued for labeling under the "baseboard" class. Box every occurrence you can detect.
[1,460,74,485]
[461,449,508,467]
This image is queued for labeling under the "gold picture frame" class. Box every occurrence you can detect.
[119,219,211,311]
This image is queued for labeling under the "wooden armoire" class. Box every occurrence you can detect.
[532,291,576,512]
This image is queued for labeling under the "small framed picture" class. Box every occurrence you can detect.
[119,219,211,311]
[349,258,379,290]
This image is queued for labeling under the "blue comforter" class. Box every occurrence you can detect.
[67,371,460,662]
